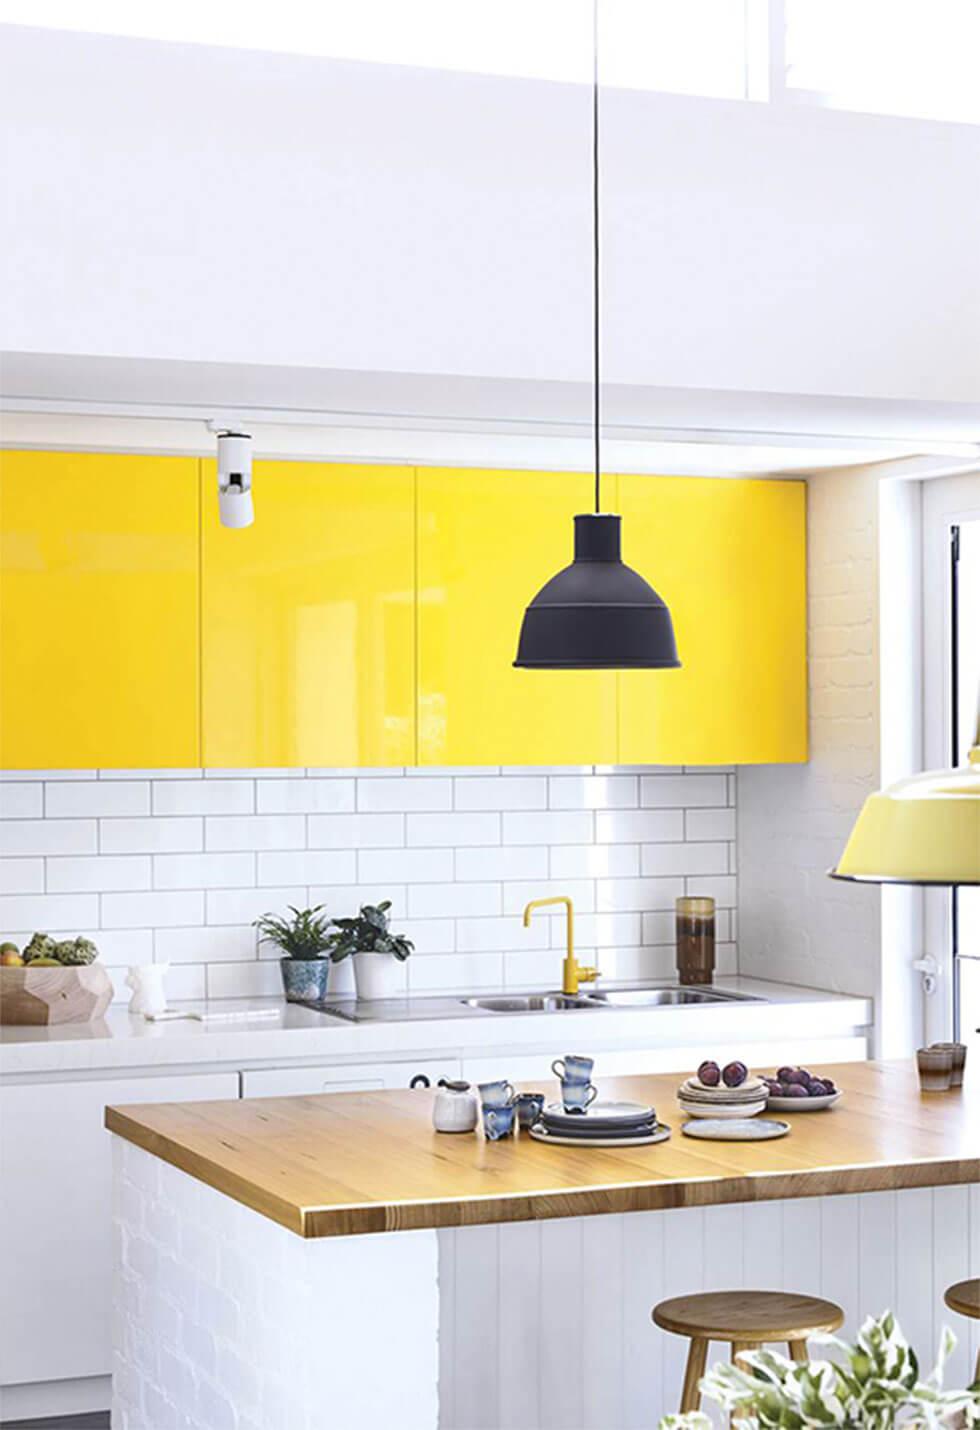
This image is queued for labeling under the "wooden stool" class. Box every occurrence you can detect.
[653,1290,846,1413]
[944,1279,980,1383]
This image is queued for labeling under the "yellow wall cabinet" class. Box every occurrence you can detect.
[417,468,619,765]
[0,451,200,768]
[201,461,415,767]
[617,474,807,765]
[0,454,805,769]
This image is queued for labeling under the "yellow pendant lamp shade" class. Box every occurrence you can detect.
[830,747,980,886]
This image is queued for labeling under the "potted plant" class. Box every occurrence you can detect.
[328,901,413,1000]
[254,905,334,1004]
[660,1311,980,1429]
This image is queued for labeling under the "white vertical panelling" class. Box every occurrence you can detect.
[438,1228,457,1430]
[540,1219,585,1430]
[498,1221,542,1430]
[441,1187,977,1430]
[582,1214,625,1430]
[0,766,738,999]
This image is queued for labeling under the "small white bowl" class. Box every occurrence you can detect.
[678,1098,767,1120]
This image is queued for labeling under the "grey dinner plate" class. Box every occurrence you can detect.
[543,1099,655,1132]
[680,1117,790,1141]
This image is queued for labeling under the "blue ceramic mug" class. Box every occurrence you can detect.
[560,1079,598,1113]
[478,1079,516,1108]
[483,1101,517,1140]
[551,1054,594,1083]
[515,1092,546,1128]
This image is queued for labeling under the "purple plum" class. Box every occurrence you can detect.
[807,1080,829,1097]
[783,1069,809,1087]
[723,1060,748,1088]
[776,1066,794,1083]
[697,1060,721,1087]
[763,1078,784,1096]
[821,1078,837,1093]
[784,1083,808,1098]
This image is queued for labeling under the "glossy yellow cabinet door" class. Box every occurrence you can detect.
[418,468,618,765]
[617,475,807,765]
[202,461,415,767]
[0,451,200,768]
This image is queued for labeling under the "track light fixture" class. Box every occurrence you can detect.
[215,430,254,529]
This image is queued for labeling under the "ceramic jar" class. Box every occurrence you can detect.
[432,1079,479,1133]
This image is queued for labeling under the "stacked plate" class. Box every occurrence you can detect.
[529,1100,670,1148]
[677,1074,768,1120]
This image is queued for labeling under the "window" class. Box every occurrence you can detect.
[785,0,980,126]
[952,519,980,1040]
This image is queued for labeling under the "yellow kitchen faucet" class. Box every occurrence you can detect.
[522,896,600,997]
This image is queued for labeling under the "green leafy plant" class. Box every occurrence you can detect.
[660,1311,980,1430]
[253,906,334,960]
[22,932,98,965]
[328,901,414,963]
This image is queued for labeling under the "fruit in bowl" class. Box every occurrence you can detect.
[765,1066,840,1104]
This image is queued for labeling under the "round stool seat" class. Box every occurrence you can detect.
[653,1290,845,1343]
[945,1280,980,1320]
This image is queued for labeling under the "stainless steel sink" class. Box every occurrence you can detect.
[459,994,593,1013]
[583,988,753,1007]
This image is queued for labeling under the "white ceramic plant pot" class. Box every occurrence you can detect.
[327,957,356,998]
[352,952,405,1001]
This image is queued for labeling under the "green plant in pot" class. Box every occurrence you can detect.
[329,901,413,1001]
[254,906,335,1004]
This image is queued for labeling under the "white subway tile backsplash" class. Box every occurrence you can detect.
[154,853,256,890]
[48,855,152,893]
[685,808,736,842]
[0,892,99,930]
[46,781,150,817]
[0,783,43,818]
[153,780,253,816]
[308,813,404,849]
[639,842,729,877]
[155,925,258,964]
[205,816,306,851]
[594,810,683,844]
[206,887,306,927]
[256,779,355,815]
[101,817,203,854]
[0,765,738,999]
[640,774,728,808]
[0,858,44,893]
[358,848,454,885]
[502,811,593,845]
[408,882,502,919]
[357,778,451,813]
[406,812,500,847]
[256,850,356,886]
[454,776,546,811]
[454,846,549,882]
[548,775,638,810]
[102,891,205,929]
[0,818,97,856]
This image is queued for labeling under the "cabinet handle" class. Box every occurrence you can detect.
[409,1073,431,1089]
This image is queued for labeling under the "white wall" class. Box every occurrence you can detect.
[0,765,737,1001]
[3,24,980,410]
[738,466,882,999]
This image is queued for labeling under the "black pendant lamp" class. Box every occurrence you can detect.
[514,4,680,672]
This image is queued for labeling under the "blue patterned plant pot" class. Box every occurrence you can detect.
[280,957,331,1004]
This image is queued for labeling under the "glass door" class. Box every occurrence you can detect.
[952,518,980,1041]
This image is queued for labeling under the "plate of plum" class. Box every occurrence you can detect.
[763,1066,841,1111]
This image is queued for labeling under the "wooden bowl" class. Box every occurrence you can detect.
[0,964,114,1025]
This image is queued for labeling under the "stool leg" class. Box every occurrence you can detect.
[974,1345,980,1387]
[788,1340,808,1364]
[731,1342,753,1367]
[680,1337,708,1413]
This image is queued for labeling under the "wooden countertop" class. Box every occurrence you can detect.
[105,1060,979,1239]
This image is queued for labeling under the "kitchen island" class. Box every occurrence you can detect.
[107,1061,980,1429]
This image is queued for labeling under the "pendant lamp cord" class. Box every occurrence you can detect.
[592,0,601,514]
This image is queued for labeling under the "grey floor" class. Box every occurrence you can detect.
[5,1416,108,1429]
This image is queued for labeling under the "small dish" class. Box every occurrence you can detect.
[529,1122,671,1149]
[766,1090,841,1112]
[678,1098,767,1120]
[681,1117,789,1142]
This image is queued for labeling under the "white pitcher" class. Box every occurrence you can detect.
[126,964,169,1016]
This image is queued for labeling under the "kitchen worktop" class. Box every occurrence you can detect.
[1,977,871,1076]
[105,1060,976,1238]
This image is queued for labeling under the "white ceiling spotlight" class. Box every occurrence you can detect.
[214,429,254,529]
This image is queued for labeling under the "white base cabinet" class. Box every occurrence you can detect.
[241,1058,461,1098]
[0,1072,238,1408]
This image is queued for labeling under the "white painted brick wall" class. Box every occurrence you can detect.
[738,468,881,996]
[0,766,737,1001]
[113,1138,440,1430]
